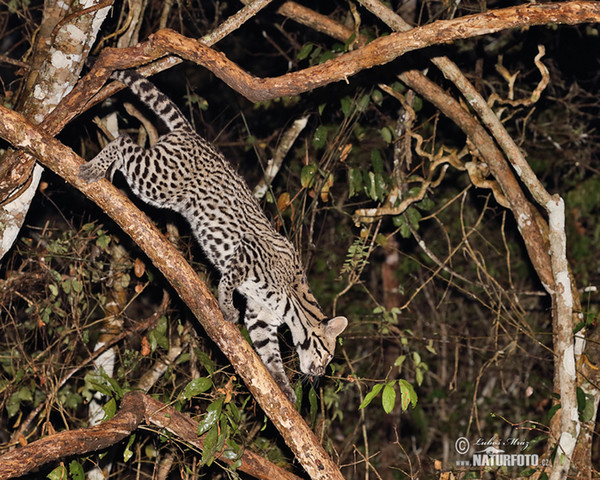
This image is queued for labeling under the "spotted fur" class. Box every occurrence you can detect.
[79,70,347,402]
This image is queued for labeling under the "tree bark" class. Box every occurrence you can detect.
[0,0,112,259]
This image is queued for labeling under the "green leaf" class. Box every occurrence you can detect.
[348,168,363,198]
[102,397,117,420]
[391,81,406,92]
[371,89,383,105]
[416,368,424,386]
[223,438,242,461]
[392,215,411,238]
[196,351,215,375]
[297,43,314,60]
[519,467,537,477]
[376,173,387,200]
[17,385,33,402]
[301,163,318,188]
[405,207,422,230]
[547,403,561,422]
[413,96,423,112]
[394,355,406,369]
[364,171,387,201]
[181,377,213,400]
[412,351,422,365]
[123,434,136,462]
[309,386,318,426]
[201,423,219,466]
[312,125,328,149]
[359,383,383,409]
[96,233,111,250]
[104,376,124,398]
[69,460,85,480]
[580,391,595,422]
[47,465,67,480]
[341,97,353,117]
[149,316,169,351]
[318,50,336,63]
[371,150,384,173]
[364,171,376,201]
[380,126,393,144]
[71,279,83,293]
[225,402,241,429]
[416,195,435,211]
[398,379,418,410]
[294,382,303,411]
[382,382,397,414]
[357,93,370,112]
[197,397,224,436]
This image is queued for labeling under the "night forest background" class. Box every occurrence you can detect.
[0,0,599,479]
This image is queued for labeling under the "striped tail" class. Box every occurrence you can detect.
[111,70,190,132]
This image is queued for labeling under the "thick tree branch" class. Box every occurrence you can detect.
[37,1,600,143]
[145,2,600,102]
[352,2,580,474]
[0,391,301,480]
[0,107,343,480]
[0,0,274,204]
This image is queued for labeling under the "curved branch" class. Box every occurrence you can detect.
[0,391,301,480]
[0,107,343,480]
[151,2,600,102]
[40,1,600,139]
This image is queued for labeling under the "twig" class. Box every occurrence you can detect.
[254,115,309,199]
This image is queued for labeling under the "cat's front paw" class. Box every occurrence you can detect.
[219,301,239,323]
[281,383,297,404]
[78,162,106,184]
[271,372,297,404]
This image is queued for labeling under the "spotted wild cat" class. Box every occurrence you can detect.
[79,69,347,402]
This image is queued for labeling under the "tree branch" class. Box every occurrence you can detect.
[37,1,600,143]
[148,2,600,102]
[0,391,301,480]
[281,1,582,474]
[0,106,343,480]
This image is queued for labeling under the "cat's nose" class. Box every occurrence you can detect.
[308,363,325,376]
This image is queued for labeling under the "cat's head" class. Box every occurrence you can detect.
[296,316,348,377]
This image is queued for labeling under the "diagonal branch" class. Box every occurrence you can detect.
[0,106,343,480]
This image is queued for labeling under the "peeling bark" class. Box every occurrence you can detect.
[0,0,112,259]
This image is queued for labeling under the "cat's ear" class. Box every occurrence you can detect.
[326,316,348,337]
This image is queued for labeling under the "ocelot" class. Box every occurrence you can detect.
[79,70,347,402]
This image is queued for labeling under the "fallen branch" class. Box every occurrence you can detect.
[0,391,300,480]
